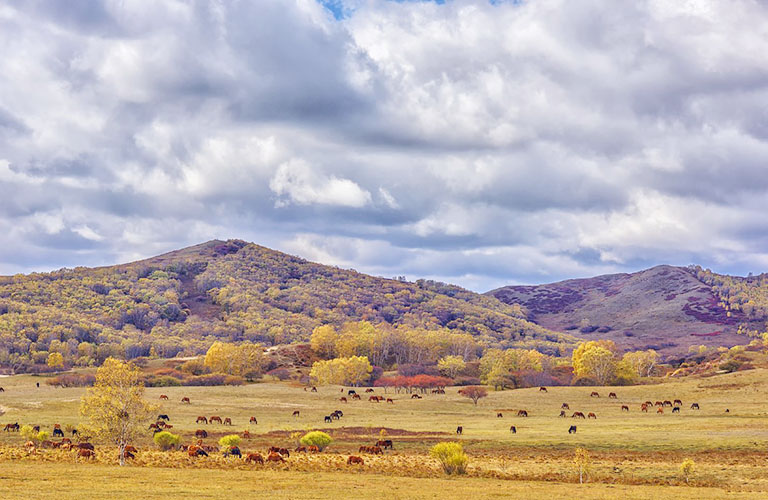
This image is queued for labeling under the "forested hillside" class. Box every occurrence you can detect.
[0,240,576,372]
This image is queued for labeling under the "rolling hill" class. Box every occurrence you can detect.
[0,240,577,371]
[487,265,759,355]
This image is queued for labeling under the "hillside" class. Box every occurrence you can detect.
[0,239,577,371]
[487,265,756,355]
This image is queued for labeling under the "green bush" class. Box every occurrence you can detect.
[430,442,468,475]
[153,431,181,451]
[299,431,333,451]
[218,434,242,450]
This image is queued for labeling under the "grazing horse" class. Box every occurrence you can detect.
[655,401,663,407]
[587,412,597,419]
[674,399,682,407]
[572,412,585,419]
[195,429,208,438]
[308,445,320,453]
[456,426,463,435]
[77,442,95,451]
[188,446,208,457]
[295,446,307,453]
[561,403,570,409]
[324,416,333,423]
[340,397,348,403]
[159,395,168,400]
[386,398,394,404]
[225,446,242,458]
[352,394,361,400]
[569,425,577,434]
[690,403,700,410]
[78,449,95,460]
[663,400,673,407]
[243,430,251,439]
[559,410,567,417]
[590,392,600,398]
[657,407,664,414]
[196,416,208,424]
[672,407,680,413]
[266,452,285,463]
[411,394,422,399]
[53,428,64,437]
[181,397,190,404]
[209,416,222,424]
[641,403,649,412]
[246,453,264,464]
[365,388,375,393]
[377,440,393,450]
[497,413,503,418]
[539,387,548,392]
[0,387,4,392]
[311,386,317,392]
[621,405,629,412]
[158,414,170,421]
[509,426,517,434]
[347,455,364,465]
[348,390,357,396]
[517,410,528,417]
[123,450,135,460]
[644,401,653,406]
[292,411,300,417]
[608,392,617,399]
[249,417,258,424]
[223,418,232,425]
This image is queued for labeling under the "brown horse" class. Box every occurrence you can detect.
[590,392,600,398]
[517,410,528,417]
[78,449,95,460]
[292,410,300,417]
[196,416,208,424]
[245,453,264,464]
[539,387,548,392]
[249,417,258,424]
[587,412,597,419]
[266,451,285,463]
[308,445,320,453]
[340,397,348,403]
[223,418,232,425]
[159,395,168,400]
[572,412,585,419]
[561,403,570,409]
[347,455,364,465]
[209,416,222,424]
[386,398,394,404]
[608,392,617,399]
[621,405,629,412]
[181,397,190,404]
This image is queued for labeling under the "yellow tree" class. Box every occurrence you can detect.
[47,352,64,369]
[79,357,156,465]
[437,355,466,378]
[622,349,658,378]
[574,344,616,385]
[310,356,372,386]
[310,324,338,359]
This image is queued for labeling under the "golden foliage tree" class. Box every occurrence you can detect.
[572,341,618,384]
[437,355,466,378]
[204,341,267,378]
[310,324,338,359]
[310,355,372,386]
[46,352,64,369]
[79,357,156,465]
[622,349,658,378]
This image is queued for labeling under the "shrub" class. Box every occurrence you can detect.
[179,359,210,376]
[430,442,468,475]
[223,375,245,386]
[299,431,332,451]
[46,373,95,388]
[680,458,695,484]
[144,375,183,387]
[267,368,292,381]
[183,374,228,386]
[218,434,242,450]
[153,431,181,451]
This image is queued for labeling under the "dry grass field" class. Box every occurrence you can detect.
[2,367,768,498]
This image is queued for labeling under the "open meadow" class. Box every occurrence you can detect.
[2,368,768,498]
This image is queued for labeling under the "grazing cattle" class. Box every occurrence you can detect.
[377,439,393,450]
[569,425,577,434]
[657,407,664,414]
[674,399,682,407]
[497,413,503,418]
[559,410,567,417]
[78,449,94,460]
[249,417,258,424]
[243,431,251,439]
[641,403,649,412]
[365,388,375,393]
[517,410,528,417]
[621,405,629,412]
[411,394,422,399]
[223,418,232,426]
[348,390,357,396]
[456,426,463,435]
[340,397,348,403]
[196,416,208,424]
[295,446,307,453]
[53,428,64,437]
[539,386,548,392]
[510,426,517,434]
[181,397,190,404]
[209,416,222,424]
[311,386,318,392]
[347,455,364,465]
[663,400,673,407]
[292,411,300,417]
[266,452,285,463]
[352,394,361,400]
[387,398,394,404]
[672,407,680,413]
[195,429,208,439]
[159,395,168,400]
[158,414,170,421]
[572,412,585,419]
[608,392,617,399]
[246,453,264,464]
[561,403,570,410]
[308,445,320,453]
[587,412,597,419]
[590,392,600,398]
[691,403,700,410]
[324,416,332,423]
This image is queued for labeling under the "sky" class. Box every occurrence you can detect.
[1,0,768,292]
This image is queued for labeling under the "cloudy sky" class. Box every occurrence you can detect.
[1,0,767,291]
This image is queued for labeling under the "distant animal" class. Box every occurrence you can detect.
[655,401,663,407]
[691,403,700,410]
[608,392,617,399]
[225,446,241,458]
[456,426,463,435]
[36,383,39,388]
[725,409,730,413]
[311,387,317,392]
[539,387,548,392]
[590,392,600,398]
[188,446,208,457]
[77,442,95,451]
[572,412,585,419]
[347,455,364,465]
[657,407,664,414]
[243,430,251,439]
[124,445,137,453]
[71,429,78,436]
[497,413,503,418]
[266,451,285,463]
[411,394,422,399]
[348,390,357,396]
[324,416,332,423]
[674,399,682,407]
[365,388,374,393]
[53,428,64,437]
[292,411,300,417]
[246,453,264,464]
[641,403,649,412]
[209,416,222,424]
[157,414,170,421]
[223,418,232,425]
[249,417,257,424]
[386,398,394,404]
[672,407,680,413]
[0,387,4,392]
[333,410,343,418]
[33,426,40,432]
[517,410,528,417]
[295,445,307,453]
[159,395,168,400]
[352,394,361,400]
[123,450,135,460]
[78,449,94,459]
[621,405,629,412]
[644,401,653,406]
[196,416,208,424]
[561,403,570,409]
[509,425,516,434]
[377,439,393,449]
[663,400,672,407]
[181,397,190,404]
[308,445,320,453]
[195,429,208,439]
[569,425,577,434]
[559,410,566,417]
[340,397,348,403]
[587,412,596,419]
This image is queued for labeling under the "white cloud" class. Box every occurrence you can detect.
[270,159,372,208]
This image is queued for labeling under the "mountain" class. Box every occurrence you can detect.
[487,265,759,355]
[0,239,577,371]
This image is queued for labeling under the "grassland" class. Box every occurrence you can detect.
[3,368,768,497]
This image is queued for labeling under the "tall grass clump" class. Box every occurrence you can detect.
[430,442,468,475]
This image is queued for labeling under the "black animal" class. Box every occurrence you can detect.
[72,429,79,436]
[509,426,516,434]
[53,428,64,437]
[456,426,463,435]
[226,446,242,458]
[691,403,700,410]
[672,407,680,413]
[348,390,357,396]
[157,414,170,421]
[324,416,332,423]
[568,425,577,434]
